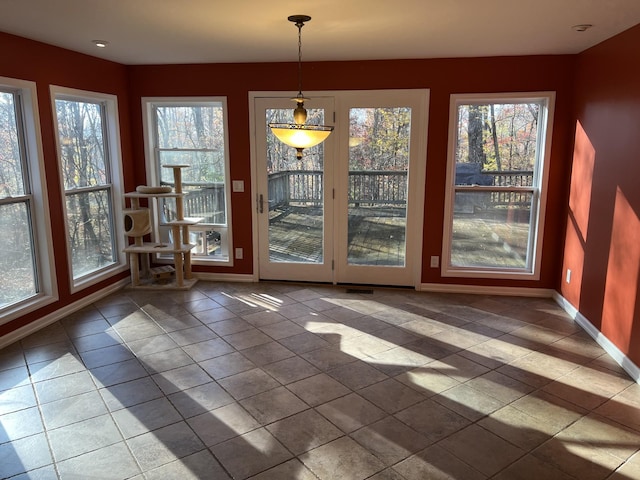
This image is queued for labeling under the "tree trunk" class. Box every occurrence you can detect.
[468,105,486,166]
[490,104,501,171]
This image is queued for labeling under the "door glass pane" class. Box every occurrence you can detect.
[65,189,115,277]
[265,107,325,263]
[0,203,36,308]
[348,107,410,266]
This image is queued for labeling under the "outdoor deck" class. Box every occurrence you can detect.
[268,205,407,266]
[267,204,530,269]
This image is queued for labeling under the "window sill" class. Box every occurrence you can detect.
[441,267,539,281]
[70,263,129,294]
[0,293,58,327]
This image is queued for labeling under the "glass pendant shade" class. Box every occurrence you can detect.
[270,123,333,149]
[268,15,333,159]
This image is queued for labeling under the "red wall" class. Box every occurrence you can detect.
[0,33,134,336]
[1,31,577,337]
[562,24,640,366]
[128,56,575,285]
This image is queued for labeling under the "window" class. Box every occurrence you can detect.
[442,92,554,278]
[0,77,56,323]
[143,99,232,264]
[52,87,126,290]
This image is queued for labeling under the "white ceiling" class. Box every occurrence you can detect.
[2,0,640,65]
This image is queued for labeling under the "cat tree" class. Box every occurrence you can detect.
[123,165,201,290]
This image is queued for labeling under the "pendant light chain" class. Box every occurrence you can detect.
[297,20,304,97]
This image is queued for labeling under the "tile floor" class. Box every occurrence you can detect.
[1,282,640,479]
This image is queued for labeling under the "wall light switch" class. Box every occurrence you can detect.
[430,256,439,268]
[232,180,245,192]
[235,248,243,259]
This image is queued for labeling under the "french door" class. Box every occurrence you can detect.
[251,90,428,287]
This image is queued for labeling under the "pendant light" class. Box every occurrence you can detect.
[268,15,333,159]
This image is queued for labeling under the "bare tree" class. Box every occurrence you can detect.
[468,105,486,166]
[490,104,501,171]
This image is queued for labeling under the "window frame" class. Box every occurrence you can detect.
[442,92,555,280]
[51,86,127,292]
[142,97,233,266]
[0,77,57,325]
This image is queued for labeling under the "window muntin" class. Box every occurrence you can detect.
[52,87,126,289]
[443,93,553,278]
[146,100,232,262]
[0,78,56,322]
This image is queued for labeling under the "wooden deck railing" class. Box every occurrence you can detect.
[268,170,408,209]
[349,170,407,206]
[163,169,534,217]
[161,182,226,224]
[481,170,533,207]
[484,171,533,187]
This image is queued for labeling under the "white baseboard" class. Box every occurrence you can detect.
[0,279,129,350]
[553,292,640,384]
[419,283,555,298]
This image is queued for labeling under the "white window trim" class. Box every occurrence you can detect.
[50,86,127,293]
[141,97,233,266]
[441,91,555,280]
[0,77,57,325]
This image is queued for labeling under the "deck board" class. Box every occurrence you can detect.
[268,205,406,266]
[267,204,530,269]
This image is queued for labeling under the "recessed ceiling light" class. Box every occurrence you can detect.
[92,40,109,48]
[572,24,593,32]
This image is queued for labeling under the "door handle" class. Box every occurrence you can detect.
[259,194,264,213]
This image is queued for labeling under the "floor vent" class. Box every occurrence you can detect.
[345,288,374,294]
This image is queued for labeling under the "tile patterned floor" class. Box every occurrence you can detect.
[1,282,640,479]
